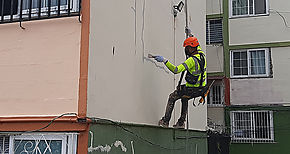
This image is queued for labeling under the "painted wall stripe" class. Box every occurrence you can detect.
[229,42,290,50]
[206,14,223,19]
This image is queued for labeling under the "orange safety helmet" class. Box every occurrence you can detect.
[183,37,199,47]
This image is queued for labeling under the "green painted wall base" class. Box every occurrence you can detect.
[226,106,290,154]
[88,121,207,154]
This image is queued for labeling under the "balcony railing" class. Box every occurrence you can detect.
[0,0,81,24]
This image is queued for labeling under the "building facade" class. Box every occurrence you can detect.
[0,0,89,153]
[206,0,290,153]
[0,0,208,154]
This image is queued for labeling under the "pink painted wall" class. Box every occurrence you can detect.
[0,17,81,116]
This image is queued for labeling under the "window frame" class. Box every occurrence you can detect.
[3,133,77,154]
[206,18,223,45]
[230,110,274,143]
[230,48,270,78]
[229,0,269,18]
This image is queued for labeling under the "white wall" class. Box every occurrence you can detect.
[0,17,80,116]
[206,45,224,73]
[87,0,206,130]
[231,47,290,105]
[229,0,290,45]
[206,0,223,15]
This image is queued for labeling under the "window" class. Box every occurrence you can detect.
[0,0,80,23]
[0,136,9,154]
[0,133,77,154]
[231,48,270,78]
[207,81,224,106]
[206,19,223,44]
[230,0,268,17]
[231,111,274,143]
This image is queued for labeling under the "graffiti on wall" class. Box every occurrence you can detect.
[88,131,135,153]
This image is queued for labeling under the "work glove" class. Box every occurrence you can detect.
[154,56,167,63]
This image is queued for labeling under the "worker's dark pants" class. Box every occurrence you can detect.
[162,85,202,125]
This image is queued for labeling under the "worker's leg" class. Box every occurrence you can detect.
[178,98,189,124]
[160,90,181,125]
[172,98,188,128]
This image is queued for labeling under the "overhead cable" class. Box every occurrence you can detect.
[88,117,187,151]
[22,113,78,134]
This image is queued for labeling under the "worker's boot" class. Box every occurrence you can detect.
[173,121,185,129]
[158,119,169,128]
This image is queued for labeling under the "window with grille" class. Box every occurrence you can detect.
[230,48,270,78]
[231,111,274,143]
[207,82,224,106]
[0,133,77,154]
[0,136,9,154]
[230,0,268,17]
[206,19,223,44]
[0,0,80,23]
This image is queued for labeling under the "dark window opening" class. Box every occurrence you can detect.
[254,0,266,14]
[0,0,18,16]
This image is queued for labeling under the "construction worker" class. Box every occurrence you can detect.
[154,36,207,128]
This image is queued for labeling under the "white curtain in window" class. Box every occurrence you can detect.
[250,50,266,75]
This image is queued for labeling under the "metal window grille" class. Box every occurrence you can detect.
[0,133,77,154]
[231,111,274,143]
[207,82,224,106]
[0,136,9,154]
[206,19,223,44]
[231,48,269,77]
[0,0,81,24]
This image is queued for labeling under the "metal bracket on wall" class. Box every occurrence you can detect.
[173,1,184,17]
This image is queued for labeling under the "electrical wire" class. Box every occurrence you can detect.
[88,117,186,151]
[21,113,77,134]
[269,9,290,28]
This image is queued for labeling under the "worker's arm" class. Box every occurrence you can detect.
[165,57,194,74]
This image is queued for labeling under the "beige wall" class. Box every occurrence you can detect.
[231,47,290,105]
[0,17,81,116]
[87,0,207,130]
[229,0,290,45]
[206,45,224,73]
[206,0,223,15]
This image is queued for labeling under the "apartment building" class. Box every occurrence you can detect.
[0,0,208,154]
[0,0,89,153]
[206,0,290,153]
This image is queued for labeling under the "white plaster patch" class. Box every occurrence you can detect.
[114,140,127,152]
[88,131,129,153]
[88,145,112,153]
[130,141,135,154]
